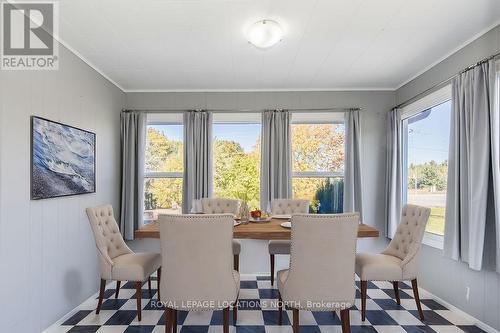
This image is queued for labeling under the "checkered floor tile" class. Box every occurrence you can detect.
[48,275,486,333]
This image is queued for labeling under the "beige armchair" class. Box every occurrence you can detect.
[200,198,242,270]
[277,213,359,333]
[159,214,240,333]
[355,204,430,321]
[268,199,309,285]
[86,204,161,321]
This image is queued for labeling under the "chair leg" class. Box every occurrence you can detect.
[136,281,142,321]
[223,307,229,333]
[96,279,106,314]
[165,308,173,333]
[360,280,367,321]
[233,298,238,325]
[115,281,121,299]
[234,255,239,271]
[292,309,299,333]
[393,281,400,305]
[340,309,351,333]
[148,277,152,298]
[278,294,283,325]
[411,279,425,321]
[173,309,177,333]
[157,267,162,301]
[270,254,275,286]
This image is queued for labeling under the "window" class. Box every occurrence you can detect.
[213,114,261,210]
[291,113,345,213]
[401,86,452,247]
[143,114,184,224]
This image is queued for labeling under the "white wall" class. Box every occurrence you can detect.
[0,45,124,332]
[395,25,500,331]
[125,90,394,273]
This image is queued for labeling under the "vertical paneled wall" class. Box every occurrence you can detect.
[0,45,124,332]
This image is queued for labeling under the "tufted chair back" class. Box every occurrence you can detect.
[280,213,359,310]
[200,198,240,214]
[86,204,132,279]
[158,214,239,310]
[271,199,309,215]
[383,204,430,279]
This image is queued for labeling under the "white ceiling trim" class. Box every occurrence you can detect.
[45,4,500,94]
[57,15,500,94]
[123,87,395,93]
[395,17,500,90]
[6,0,126,93]
[58,39,125,92]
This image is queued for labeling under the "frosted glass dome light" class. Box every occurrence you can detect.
[246,20,283,49]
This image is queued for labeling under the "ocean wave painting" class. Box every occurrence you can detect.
[31,117,95,199]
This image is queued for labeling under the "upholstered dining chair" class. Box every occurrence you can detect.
[355,204,431,321]
[268,199,309,285]
[86,204,161,321]
[159,214,240,333]
[200,198,242,271]
[277,213,359,333]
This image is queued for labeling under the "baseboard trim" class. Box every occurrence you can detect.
[41,281,114,333]
[419,287,500,333]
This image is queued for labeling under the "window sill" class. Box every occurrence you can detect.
[422,232,444,250]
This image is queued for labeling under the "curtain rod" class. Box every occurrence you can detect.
[393,51,500,110]
[122,107,361,114]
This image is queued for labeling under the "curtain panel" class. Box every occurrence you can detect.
[444,59,500,272]
[386,108,403,238]
[182,111,213,213]
[344,110,364,220]
[260,110,292,211]
[120,111,147,240]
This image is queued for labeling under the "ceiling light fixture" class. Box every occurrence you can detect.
[246,19,283,49]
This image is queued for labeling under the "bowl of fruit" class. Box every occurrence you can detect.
[249,210,271,223]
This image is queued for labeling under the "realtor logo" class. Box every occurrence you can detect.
[1,1,59,70]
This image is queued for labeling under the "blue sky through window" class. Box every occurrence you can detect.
[213,123,261,152]
[407,100,451,165]
[150,124,183,141]
[151,106,451,167]
[150,123,261,153]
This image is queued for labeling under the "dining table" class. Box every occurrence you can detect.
[134,217,379,240]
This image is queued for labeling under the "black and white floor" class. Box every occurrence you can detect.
[47,275,487,333]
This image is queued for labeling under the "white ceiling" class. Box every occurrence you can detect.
[58,0,500,91]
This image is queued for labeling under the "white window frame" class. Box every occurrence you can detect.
[400,85,452,249]
[143,113,184,223]
[290,114,346,207]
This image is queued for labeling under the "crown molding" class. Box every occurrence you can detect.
[57,39,125,92]
[123,87,395,93]
[4,0,125,92]
[17,0,497,95]
[395,19,500,90]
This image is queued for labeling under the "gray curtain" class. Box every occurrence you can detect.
[182,111,213,213]
[120,111,147,240]
[386,108,403,238]
[260,110,292,211]
[444,59,499,272]
[344,110,364,220]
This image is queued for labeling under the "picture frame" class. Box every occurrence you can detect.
[30,116,96,200]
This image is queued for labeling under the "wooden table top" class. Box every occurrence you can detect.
[134,218,379,240]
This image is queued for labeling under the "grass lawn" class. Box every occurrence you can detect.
[426,206,445,235]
